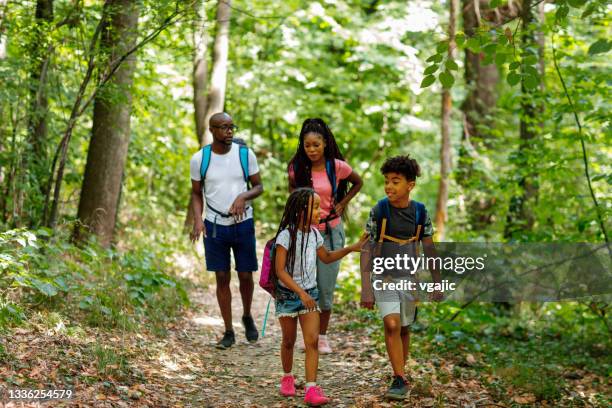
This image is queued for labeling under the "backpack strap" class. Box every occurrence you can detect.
[374,197,390,242]
[238,143,250,185]
[200,142,251,186]
[325,159,337,201]
[200,144,213,182]
[413,201,426,241]
[375,198,427,243]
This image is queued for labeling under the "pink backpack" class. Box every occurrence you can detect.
[258,238,277,297]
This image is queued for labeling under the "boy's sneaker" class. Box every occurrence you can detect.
[242,315,259,343]
[318,336,332,354]
[279,374,296,397]
[304,386,329,406]
[385,375,409,400]
[215,330,235,349]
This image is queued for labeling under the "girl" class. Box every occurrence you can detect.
[274,188,366,406]
[288,118,363,354]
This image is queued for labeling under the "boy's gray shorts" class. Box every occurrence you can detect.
[373,277,418,327]
[316,222,345,311]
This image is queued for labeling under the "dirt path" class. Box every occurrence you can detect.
[1,274,500,408]
[141,276,499,408]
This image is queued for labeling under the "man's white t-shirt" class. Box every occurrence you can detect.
[190,143,259,226]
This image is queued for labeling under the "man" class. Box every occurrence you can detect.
[190,112,264,349]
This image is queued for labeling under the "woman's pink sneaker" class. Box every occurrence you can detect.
[279,374,296,397]
[304,385,329,406]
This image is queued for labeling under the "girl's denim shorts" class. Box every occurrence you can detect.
[275,285,320,318]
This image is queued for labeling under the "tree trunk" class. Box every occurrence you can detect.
[193,0,209,145]
[457,0,501,233]
[185,0,209,229]
[201,0,231,146]
[0,0,7,59]
[504,0,540,240]
[0,0,8,195]
[75,0,139,247]
[15,0,53,225]
[435,0,458,242]
[27,0,53,159]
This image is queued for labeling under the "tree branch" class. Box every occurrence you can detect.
[551,33,609,247]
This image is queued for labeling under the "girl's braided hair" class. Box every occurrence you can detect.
[276,187,316,282]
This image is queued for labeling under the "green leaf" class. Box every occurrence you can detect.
[509,61,521,70]
[436,41,449,53]
[507,72,521,86]
[466,37,480,52]
[32,279,58,297]
[581,4,596,18]
[522,55,539,65]
[445,59,459,71]
[567,0,587,8]
[424,65,439,75]
[420,75,436,88]
[426,54,444,63]
[490,0,502,7]
[523,74,539,90]
[439,70,454,89]
[588,39,611,55]
[483,43,498,55]
[495,53,507,66]
[523,65,539,77]
[556,5,570,19]
[455,33,465,46]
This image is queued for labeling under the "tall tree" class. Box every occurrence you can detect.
[201,0,231,146]
[24,0,54,225]
[75,0,139,247]
[456,0,502,233]
[435,0,458,242]
[27,0,53,162]
[504,0,541,240]
[0,0,7,59]
[185,0,209,229]
[0,0,7,194]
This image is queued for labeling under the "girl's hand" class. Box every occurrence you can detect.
[350,232,370,252]
[299,291,317,310]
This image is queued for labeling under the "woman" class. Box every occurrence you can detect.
[288,118,363,354]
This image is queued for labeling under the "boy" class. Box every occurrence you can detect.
[360,155,442,400]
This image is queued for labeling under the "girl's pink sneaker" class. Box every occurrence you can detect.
[280,374,296,397]
[304,386,329,406]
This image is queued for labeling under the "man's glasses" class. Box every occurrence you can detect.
[211,124,238,132]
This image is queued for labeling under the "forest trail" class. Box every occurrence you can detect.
[2,265,501,408]
[139,274,501,408]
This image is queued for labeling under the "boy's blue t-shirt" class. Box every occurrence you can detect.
[365,200,434,242]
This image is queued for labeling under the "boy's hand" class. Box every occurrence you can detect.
[299,292,317,310]
[360,300,374,309]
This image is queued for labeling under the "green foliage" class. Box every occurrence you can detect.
[0,222,189,331]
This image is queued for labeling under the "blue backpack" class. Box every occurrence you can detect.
[200,139,250,187]
[374,197,426,243]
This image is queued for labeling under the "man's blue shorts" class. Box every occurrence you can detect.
[203,218,258,273]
